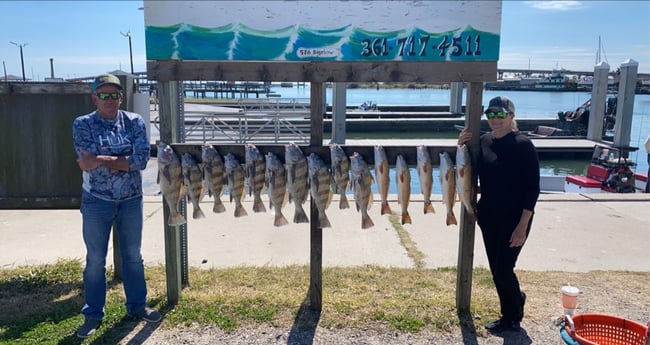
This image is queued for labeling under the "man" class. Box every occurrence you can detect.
[73,74,160,338]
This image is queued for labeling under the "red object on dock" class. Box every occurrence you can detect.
[565,164,609,192]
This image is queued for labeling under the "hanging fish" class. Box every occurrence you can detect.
[245,144,266,213]
[157,141,186,226]
[417,145,435,214]
[201,144,226,213]
[181,153,206,219]
[395,155,412,225]
[374,145,391,215]
[225,153,247,218]
[330,144,351,209]
[455,144,476,218]
[308,153,333,228]
[439,152,458,226]
[265,152,289,227]
[350,152,375,229]
[285,143,309,223]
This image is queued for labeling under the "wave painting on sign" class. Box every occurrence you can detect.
[144,0,502,62]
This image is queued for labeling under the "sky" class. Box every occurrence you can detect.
[0,1,648,80]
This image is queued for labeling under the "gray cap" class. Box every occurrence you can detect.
[485,96,515,114]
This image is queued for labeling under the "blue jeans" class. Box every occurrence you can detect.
[80,191,147,320]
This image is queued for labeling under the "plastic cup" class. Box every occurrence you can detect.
[561,286,580,315]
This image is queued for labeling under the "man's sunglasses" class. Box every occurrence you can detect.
[485,111,509,119]
[95,92,121,100]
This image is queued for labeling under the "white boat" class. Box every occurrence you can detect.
[534,70,576,91]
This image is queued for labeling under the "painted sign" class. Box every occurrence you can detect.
[144,1,502,62]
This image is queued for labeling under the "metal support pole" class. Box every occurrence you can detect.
[10,42,27,81]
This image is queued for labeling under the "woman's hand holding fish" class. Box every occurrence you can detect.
[458,129,472,145]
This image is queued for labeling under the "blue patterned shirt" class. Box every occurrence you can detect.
[73,110,150,201]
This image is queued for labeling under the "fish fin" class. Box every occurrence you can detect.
[319,214,331,228]
[368,192,373,210]
[424,201,435,214]
[446,213,458,226]
[361,215,374,229]
[339,194,350,209]
[274,212,289,227]
[213,199,226,213]
[293,205,309,223]
[168,213,187,226]
[193,206,206,219]
[253,197,266,213]
[402,212,412,225]
[380,202,392,215]
[234,203,248,218]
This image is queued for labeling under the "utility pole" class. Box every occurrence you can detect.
[9,41,28,81]
[120,31,134,75]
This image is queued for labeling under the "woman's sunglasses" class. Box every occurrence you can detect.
[95,92,121,100]
[485,111,509,119]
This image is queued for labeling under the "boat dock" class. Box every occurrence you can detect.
[148,102,602,160]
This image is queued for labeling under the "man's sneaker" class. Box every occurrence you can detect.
[485,318,520,333]
[77,318,102,338]
[128,306,162,323]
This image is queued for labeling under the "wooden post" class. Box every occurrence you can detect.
[159,81,183,305]
[456,81,483,314]
[331,82,347,144]
[309,82,324,310]
[587,62,610,141]
[613,59,638,150]
[449,82,464,115]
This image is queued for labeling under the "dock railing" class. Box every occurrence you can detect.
[152,98,312,144]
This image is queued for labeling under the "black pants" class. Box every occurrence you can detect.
[478,209,533,322]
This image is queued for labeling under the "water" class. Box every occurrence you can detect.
[265,85,650,193]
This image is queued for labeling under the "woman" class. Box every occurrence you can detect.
[458,96,540,333]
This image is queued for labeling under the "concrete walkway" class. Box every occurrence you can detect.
[1,191,648,272]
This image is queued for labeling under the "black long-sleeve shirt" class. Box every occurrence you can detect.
[477,131,540,214]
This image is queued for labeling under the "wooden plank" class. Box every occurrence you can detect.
[309,83,324,310]
[169,144,457,167]
[456,82,483,315]
[147,61,497,83]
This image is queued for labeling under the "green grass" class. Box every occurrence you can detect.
[3,260,648,344]
[0,259,501,344]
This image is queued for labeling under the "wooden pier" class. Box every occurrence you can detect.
[183,81,272,99]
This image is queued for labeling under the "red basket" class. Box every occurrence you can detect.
[564,313,648,345]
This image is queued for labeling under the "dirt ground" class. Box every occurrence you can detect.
[119,270,650,345]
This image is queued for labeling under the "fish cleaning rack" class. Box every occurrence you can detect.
[146,8,497,314]
[156,82,487,313]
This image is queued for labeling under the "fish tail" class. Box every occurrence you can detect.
[234,203,248,218]
[293,205,309,223]
[193,206,206,219]
[402,211,412,225]
[339,194,350,209]
[168,213,187,227]
[253,197,267,213]
[380,201,392,215]
[213,199,226,213]
[274,212,289,227]
[361,214,375,229]
[446,213,458,226]
[318,213,331,228]
[424,201,435,214]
